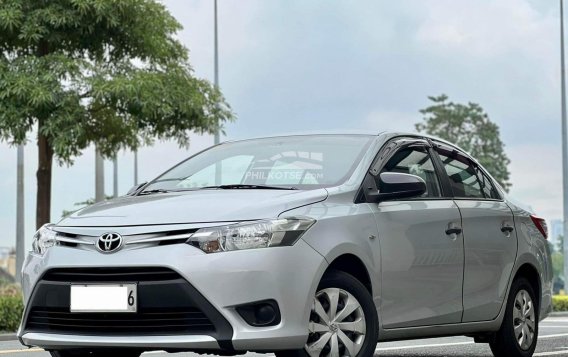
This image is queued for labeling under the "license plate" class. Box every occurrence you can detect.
[70,284,137,313]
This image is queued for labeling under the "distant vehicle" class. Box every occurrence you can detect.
[18,133,553,357]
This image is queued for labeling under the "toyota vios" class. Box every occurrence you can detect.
[19,133,553,357]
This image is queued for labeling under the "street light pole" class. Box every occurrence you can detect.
[95,148,105,202]
[113,155,118,198]
[214,0,220,146]
[134,150,139,186]
[560,0,568,290]
[15,145,24,283]
[214,0,222,185]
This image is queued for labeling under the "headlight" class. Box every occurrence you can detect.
[186,217,315,253]
[32,224,58,255]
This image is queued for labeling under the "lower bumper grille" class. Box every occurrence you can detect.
[26,308,215,335]
[23,267,233,349]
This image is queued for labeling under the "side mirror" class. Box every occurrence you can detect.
[370,172,426,202]
[127,182,147,196]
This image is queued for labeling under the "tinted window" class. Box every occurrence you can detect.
[381,147,441,198]
[437,151,485,199]
[478,168,500,199]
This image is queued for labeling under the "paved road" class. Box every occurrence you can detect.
[2,317,567,357]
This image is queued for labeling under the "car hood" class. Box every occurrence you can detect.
[58,189,329,227]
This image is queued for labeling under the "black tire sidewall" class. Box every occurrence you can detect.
[491,277,539,357]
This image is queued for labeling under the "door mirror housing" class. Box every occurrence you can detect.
[368,172,427,202]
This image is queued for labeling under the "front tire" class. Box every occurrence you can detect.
[490,277,539,357]
[276,270,378,357]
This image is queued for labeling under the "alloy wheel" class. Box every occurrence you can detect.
[304,288,366,357]
[513,289,536,351]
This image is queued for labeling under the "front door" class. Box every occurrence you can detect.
[369,141,464,328]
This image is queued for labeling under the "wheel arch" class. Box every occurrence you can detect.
[324,254,373,295]
[513,262,542,311]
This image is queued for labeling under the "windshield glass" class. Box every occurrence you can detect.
[142,135,374,192]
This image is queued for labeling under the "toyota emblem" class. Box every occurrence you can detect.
[97,232,124,253]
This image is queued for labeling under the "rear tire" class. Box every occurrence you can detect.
[50,350,141,357]
[489,277,539,357]
[275,270,378,357]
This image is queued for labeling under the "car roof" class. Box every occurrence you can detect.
[220,133,377,144]
[220,131,468,157]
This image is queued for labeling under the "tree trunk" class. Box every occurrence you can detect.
[35,40,53,230]
[36,130,53,229]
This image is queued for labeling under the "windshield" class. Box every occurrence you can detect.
[142,135,374,192]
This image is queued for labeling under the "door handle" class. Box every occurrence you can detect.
[445,227,462,235]
[501,225,514,233]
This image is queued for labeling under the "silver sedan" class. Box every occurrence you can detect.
[19,133,553,357]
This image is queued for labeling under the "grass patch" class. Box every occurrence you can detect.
[553,295,568,312]
[0,284,23,332]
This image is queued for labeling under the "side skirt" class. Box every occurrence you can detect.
[378,319,502,342]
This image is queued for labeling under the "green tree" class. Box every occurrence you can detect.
[416,94,511,191]
[0,0,233,229]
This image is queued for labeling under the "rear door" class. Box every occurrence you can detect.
[369,138,464,328]
[433,144,517,322]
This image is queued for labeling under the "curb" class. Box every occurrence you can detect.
[0,333,17,341]
[550,311,568,317]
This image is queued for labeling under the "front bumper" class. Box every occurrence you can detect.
[19,238,328,352]
[20,333,220,350]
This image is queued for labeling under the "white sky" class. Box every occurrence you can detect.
[0,0,563,248]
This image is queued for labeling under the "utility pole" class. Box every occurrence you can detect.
[134,150,139,186]
[214,0,222,185]
[560,0,568,290]
[113,155,118,198]
[15,145,24,283]
[95,148,105,202]
[214,0,220,146]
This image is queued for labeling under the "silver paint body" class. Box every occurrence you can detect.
[18,132,553,352]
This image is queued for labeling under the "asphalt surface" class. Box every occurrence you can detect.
[2,317,567,357]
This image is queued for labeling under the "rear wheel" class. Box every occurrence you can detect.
[276,270,378,357]
[50,350,141,357]
[490,277,538,357]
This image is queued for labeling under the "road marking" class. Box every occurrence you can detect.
[0,348,42,354]
[374,332,568,352]
[541,326,568,328]
[540,333,568,339]
[375,341,474,351]
[534,350,568,356]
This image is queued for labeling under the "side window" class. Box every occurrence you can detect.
[381,147,442,198]
[477,167,500,199]
[437,151,485,199]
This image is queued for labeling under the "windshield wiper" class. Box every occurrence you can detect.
[197,184,298,191]
[138,189,172,196]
